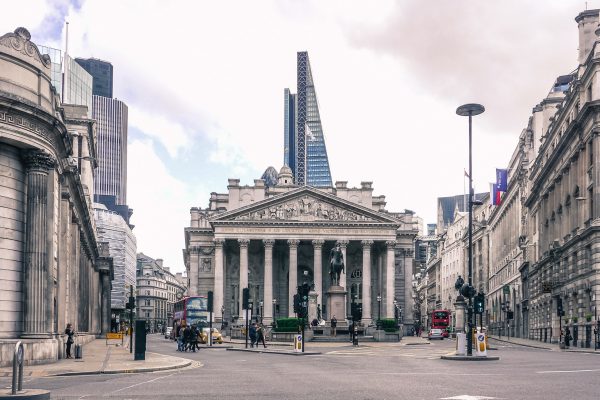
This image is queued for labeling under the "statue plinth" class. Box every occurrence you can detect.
[327,285,347,322]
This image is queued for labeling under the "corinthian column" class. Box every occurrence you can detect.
[189,247,199,296]
[263,239,275,324]
[312,239,324,303]
[337,240,349,289]
[21,150,56,337]
[214,239,225,322]
[361,240,373,322]
[386,241,397,318]
[288,239,299,316]
[238,239,249,313]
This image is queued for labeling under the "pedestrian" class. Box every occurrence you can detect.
[565,327,572,348]
[257,323,267,348]
[190,325,200,352]
[331,315,337,337]
[177,325,184,351]
[249,323,258,348]
[65,323,75,359]
[183,324,191,351]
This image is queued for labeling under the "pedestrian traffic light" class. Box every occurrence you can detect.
[556,297,563,317]
[127,296,135,309]
[242,288,249,309]
[351,303,362,321]
[207,291,213,312]
[474,292,485,314]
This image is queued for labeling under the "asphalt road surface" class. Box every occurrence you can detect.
[2,335,599,400]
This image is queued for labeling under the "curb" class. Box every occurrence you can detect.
[441,355,500,361]
[51,360,192,377]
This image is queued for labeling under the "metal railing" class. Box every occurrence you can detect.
[12,341,24,395]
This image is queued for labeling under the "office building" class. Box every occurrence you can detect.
[284,52,333,187]
[75,57,114,98]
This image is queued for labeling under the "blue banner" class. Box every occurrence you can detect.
[496,168,508,192]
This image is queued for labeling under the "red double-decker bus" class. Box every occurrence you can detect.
[171,296,209,338]
[431,309,451,338]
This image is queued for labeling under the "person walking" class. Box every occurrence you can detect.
[65,323,75,359]
[249,323,258,348]
[183,325,191,351]
[256,323,267,348]
[565,327,572,348]
[331,316,337,337]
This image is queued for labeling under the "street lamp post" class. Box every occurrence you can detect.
[377,294,382,330]
[393,299,398,330]
[259,301,264,324]
[272,298,277,327]
[220,305,225,331]
[456,102,485,357]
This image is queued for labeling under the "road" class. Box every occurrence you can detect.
[2,335,599,399]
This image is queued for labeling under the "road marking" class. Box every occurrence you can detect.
[536,369,600,374]
[108,372,176,394]
[440,396,498,400]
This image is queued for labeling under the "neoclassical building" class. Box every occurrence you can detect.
[184,167,419,332]
[0,28,112,365]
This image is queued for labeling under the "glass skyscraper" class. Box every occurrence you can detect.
[75,58,114,98]
[284,51,333,187]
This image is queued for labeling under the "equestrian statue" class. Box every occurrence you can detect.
[329,243,345,286]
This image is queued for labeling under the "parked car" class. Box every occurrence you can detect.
[165,327,173,339]
[201,327,223,344]
[428,328,444,340]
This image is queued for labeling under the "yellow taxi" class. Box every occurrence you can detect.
[201,327,223,344]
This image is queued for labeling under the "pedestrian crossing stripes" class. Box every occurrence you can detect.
[325,346,450,359]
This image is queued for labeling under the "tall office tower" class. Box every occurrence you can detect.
[74,58,113,97]
[37,45,94,117]
[93,95,128,205]
[284,51,333,187]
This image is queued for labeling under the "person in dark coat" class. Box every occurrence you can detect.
[256,323,267,348]
[183,325,191,351]
[65,323,75,359]
[249,323,258,348]
[565,327,572,348]
[331,316,337,337]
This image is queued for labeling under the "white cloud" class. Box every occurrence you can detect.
[128,105,190,158]
[127,139,206,271]
[5,0,600,271]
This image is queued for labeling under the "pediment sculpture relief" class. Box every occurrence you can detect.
[233,195,375,222]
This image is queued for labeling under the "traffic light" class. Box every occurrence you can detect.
[474,292,485,314]
[127,296,135,309]
[556,297,563,317]
[507,310,514,320]
[351,303,362,321]
[293,294,301,314]
[242,288,249,309]
[207,291,213,312]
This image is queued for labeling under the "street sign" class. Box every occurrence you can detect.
[503,285,510,295]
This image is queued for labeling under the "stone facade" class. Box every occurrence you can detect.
[184,171,419,333]
[136,254,185,332]
[0,28,112,366]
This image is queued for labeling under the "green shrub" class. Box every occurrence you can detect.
[378,318,398,331]
[273,318,302,332]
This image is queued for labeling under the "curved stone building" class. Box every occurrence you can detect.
[0,28,112,365]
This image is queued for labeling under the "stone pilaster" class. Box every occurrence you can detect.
[361,240,373,322]
[263,239,275,324]
[386,241,397,318]
[312,239,324,304]
[188,246,199,296]
[238,239,249,314]
[214,239,225,322]
[21,149,56,337]
[288,239,300,316]
[100,270,111,334]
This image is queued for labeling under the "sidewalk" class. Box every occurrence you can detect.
[0,336,192,378]
[488,334,600,354]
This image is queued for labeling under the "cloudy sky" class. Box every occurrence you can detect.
[2,0,597,273]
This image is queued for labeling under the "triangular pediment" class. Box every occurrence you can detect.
[212,187,399,225]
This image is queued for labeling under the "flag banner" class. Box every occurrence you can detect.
[496,168,508,192]
[490,183,502,206]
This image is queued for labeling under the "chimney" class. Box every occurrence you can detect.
[576,9,600,65]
